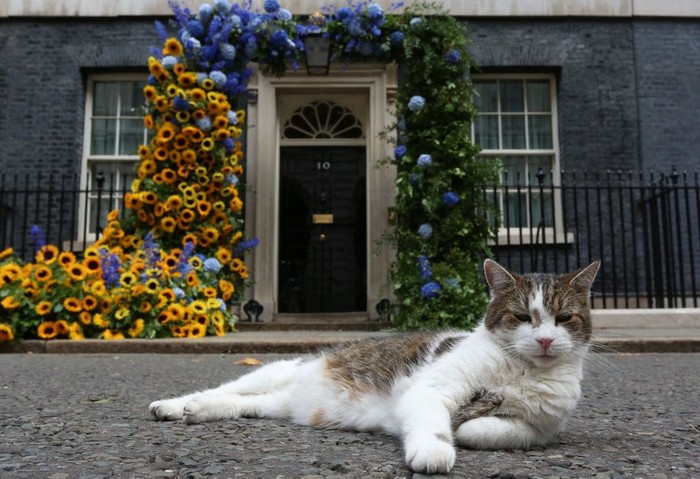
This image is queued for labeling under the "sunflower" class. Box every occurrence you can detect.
[162,37,183,56]
[63,297,82,313]
[34,265,52,282]
[91,280,107,297]
[139,301,153,313]
[143,85,157,101]
[219,280,235,301]
[164,195,183,211]
[102,330,125,340]
[178,72,197,88]
[0,247,14,260]
[189,256,203,269]
[35,245,59,264]
[185,271,200,288]
[83,256,101,274]
[93,313,109,328]
[194,314,209,327]
[79,311,92,325]
[115,307,130,321]
[1,263,21,284]
[230,258,244,272]
[55,320,70,336]
[200,137,215,151]
[66,263,87,281]
[182,234,198,247]
[197,200,212,217]
[162,168,178,184]
[201,78,215,90]
[154,95,169,112]
[181,209,196,223]
[229,196,243,213]
[69,322,85,340]
[157,311,173,325]
[171,325,186,337]
[187,324,207,339]
[1,296,20,310]
[239,266,249,280]
[0,324,15,342]
[158,288,176,303]
[203,287,218,298]
[173,63,186,75]
[120,272,138,288]
[37,321,59,339]
[144,114,155,129]
[144,278,160,294]
[35,301,52,316]
[141,191,158,205]
[157,123,177,144]
[128,319,145,338]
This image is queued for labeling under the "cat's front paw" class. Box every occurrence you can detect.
[405,437,456,474]
[149,398,187,421]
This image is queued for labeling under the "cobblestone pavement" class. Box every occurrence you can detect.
[0,353,698,479]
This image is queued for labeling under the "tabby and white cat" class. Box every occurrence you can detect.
[150,259,600,474]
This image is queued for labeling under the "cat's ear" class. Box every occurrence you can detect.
[484,259,518,294]
[566,261,600,290]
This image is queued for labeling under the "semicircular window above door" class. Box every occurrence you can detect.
[282,101,365,139]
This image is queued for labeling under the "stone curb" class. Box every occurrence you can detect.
[2,336,700,354]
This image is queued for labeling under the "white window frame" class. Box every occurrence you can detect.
[471,73,571,245]
[78,73,148,244]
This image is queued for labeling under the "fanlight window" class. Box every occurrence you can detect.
[282,101,364,139]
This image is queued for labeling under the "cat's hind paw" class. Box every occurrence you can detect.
[405,437,456,474]
[149,398,187,421]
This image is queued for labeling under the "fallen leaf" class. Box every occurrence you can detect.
[234,357,263,366]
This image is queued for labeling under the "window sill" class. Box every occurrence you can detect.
[489,230,574,246]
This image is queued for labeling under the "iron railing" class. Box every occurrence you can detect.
[1,168,698,309]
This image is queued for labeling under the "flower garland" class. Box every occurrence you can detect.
[0,0,498,343]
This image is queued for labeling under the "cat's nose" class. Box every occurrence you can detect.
[536,337,554,350]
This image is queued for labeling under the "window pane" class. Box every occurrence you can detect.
[501,156,526,185]
[530,192,553,227]
[474,115,498,149]
[501,115,526,149]
[88,198,112,234]
[118,119,143,155]
[473,81,498,112]
[504,192,527,228]
[499,80,524,112]
[528,115,553,149]
[526,80,551,112]
[120,81,144,116]
[89,161,137,190]
[93,82,118,116]
[90,119,116,155]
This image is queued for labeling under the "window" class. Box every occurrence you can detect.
[472,74,566,242]
[80,74,149,239]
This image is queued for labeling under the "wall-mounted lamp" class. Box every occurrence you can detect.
[303,11,332,75]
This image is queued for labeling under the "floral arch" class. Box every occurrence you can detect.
[0,0,498,343]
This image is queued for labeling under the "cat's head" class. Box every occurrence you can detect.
[482,259,600,366]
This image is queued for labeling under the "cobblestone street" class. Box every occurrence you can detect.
[1,352,698,478]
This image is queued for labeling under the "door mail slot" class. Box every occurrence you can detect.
[313,214,334,224]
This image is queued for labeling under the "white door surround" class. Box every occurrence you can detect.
[245,63,398,321]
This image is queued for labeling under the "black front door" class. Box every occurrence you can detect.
[278,146,367,313]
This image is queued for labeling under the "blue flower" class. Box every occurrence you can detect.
[198,4,213,24]
[421,281,442,299]
[444,49,461,65]
[209,70,227,88]
[410,17,424,27]
[161,55,178,69]
[367,3,384,19]
[187,20,205,39]
[408,95,425,112]
[186,37,201,54]
[29,225,46,252]
[222,138,235,152]
[442,191,460,206]
[394,145,407,161]
[390,31,405,46]
[196,117,212,131]
[417,154,432,167]
[217,298,227,312]
[335,7,354,21]
[277,8,292,21]
[100,250,122,289]
[229,14,242,30]
[409,173,420,186]
[264,0,280,13]
[219,43,236,61]
[226,110,239,125]
[213,0,231,13]
[173,96,190,111]
[444,278,460,289]
[204,258,222,273]
[418,223,433,238]
[172,287,186,299]
[418,255,432,279]
[225,174,239,186]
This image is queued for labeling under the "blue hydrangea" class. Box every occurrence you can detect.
[198,4,213,24]
[196,117,212,131]
[187,20,205,39]
[226,110,238,125]
[390,31,405,46]
[409,173,420,186]
[394,145,407,161]
[277,8,292,21]
[222,137,235,152]
[417,154,432,167]
[421,281,442,299]
[225,174,239,186]
[173,96,190,111]
[203,257,223,273]
[229,14,242,29]
[217,298,227,312]
[367,3,384,19]
[418,223,433,238]
[418,255,432,279]
[442,191,460,206]
[444,49,461,65]
[186,37,202,53]
[161,55,178,69]
[209,70,227,88]
[408,95,425,112]
[264,0,280,13]
[213,0,231,13]
[173,287,186,299]
[410,17,424,27]
[219,43,236,61]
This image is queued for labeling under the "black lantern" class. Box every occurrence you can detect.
[303,12,331,75]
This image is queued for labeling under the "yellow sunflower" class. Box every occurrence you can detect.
[35,245,59,264]
[0,247,14,261]
[1,296,21,310]
[69,322,85,340]
[34,265,52,282]
[0,324,15,342]
[37,321,59,339]
[79,311,92,325]
[120,272,138,288]
[186,324,207,339]
[102,330,125,340]
[67,263,87,281]
[64,297,82,313]
[35,300,52,316]
[92,313,109,329]
[128,319,145,338]
[115,308,130,321]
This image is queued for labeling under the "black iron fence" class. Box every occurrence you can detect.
[1,168,698,309]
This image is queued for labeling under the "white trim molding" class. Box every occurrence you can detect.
[3,0,700,18]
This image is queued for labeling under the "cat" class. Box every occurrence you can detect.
[149,259,600,474]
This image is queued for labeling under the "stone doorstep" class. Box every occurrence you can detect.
[591,308,700,329]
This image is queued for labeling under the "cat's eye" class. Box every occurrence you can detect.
[514,314,531,322]
[556,314,573,323]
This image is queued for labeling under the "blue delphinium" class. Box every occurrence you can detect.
[417,154,432,167]
[204,257,223,274]
[213,0,231,13]
[100,250,122,290]
[442,191,460,206]
[408,95,425,112]
[418,223,433,238]
[394,144,407,161]
[421,281,442,299]
[367,3,384,19]
[234,237,260,255]
[444,49,461,65]
[29,225,46,253]
[418,255,432,279]
[143,232,160,268]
